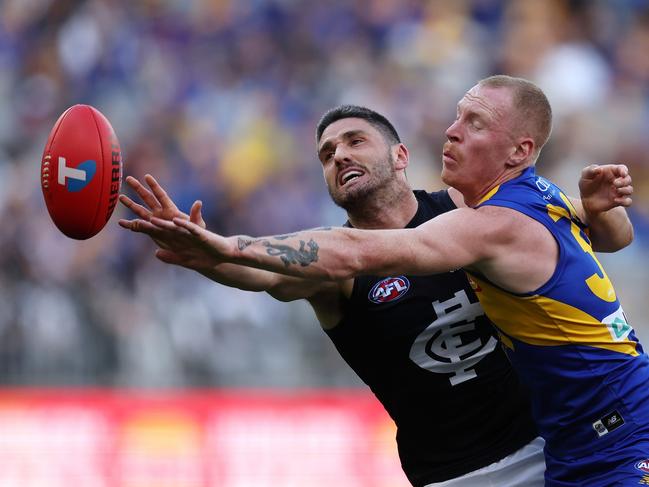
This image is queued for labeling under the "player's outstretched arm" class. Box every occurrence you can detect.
[157,248,335,302]
[118,174,331,302]
[570,164,634,252]
[148,206,492,281]
[450,165,633,253]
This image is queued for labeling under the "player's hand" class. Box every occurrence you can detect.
[148,217,235,269]
[118,174,206,250]
[578,164,633,216]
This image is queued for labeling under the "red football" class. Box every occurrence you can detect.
[41,104,123,240]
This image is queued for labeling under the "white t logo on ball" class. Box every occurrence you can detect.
[58,156,87,185]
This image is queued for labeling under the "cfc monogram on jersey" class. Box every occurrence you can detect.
[409,289,497,385]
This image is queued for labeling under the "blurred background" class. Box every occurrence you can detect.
[1,0,648,485]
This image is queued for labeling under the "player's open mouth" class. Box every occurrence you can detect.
[339,169,365,187]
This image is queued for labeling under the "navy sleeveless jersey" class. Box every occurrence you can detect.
[326,190,538,486]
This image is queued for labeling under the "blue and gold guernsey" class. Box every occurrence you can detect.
[470,166,649,485]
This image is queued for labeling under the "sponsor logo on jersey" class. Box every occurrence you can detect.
[636,459,649,473]
[368,277,410,304]
[592,409,625,437]
[535,177,551,192]
[58,157,96,192]
[602,306,633,342]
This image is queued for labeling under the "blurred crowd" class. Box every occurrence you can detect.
[0,0,648,387]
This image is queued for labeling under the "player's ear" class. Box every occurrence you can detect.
[507,137,534,168]
[394,143,409,170]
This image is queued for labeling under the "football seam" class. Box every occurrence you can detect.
[87,105,107,236]
[42,106,75,193]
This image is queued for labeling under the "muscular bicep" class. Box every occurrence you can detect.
[370,208,500,275]
[464,206,559,293]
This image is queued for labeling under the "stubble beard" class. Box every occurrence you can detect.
[328,151,399,214]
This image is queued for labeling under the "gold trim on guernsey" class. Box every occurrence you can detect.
[475,184,501,206]
[470,275,638,357]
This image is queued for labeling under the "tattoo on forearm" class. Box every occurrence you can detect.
[238,237,262,250]
[264,239,319,267]
[274,233,298,240]
[238,228,331,267]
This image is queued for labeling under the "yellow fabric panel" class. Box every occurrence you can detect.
[475,184,501,206]
[546,196,617,303]
[497,331,514,351]
[470,275,638,356]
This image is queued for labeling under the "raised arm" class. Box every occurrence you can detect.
[144,206,493,282]
[118,175,334,302]
[569,164,634,252]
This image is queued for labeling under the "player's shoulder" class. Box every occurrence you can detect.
[413,188,456,213]
[476,171,557,216]
[473,204,554,255]
[475,204,542,227]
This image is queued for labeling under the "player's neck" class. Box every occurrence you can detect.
[464,165,529,207]
[347,187,418,230]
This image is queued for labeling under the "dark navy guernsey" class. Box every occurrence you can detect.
[326,190,538,486]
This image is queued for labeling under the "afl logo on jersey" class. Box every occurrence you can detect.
[369,277,410,304]
[635,459,649,473]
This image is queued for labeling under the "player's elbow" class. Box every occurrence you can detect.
[615,225,634,252]
[317,259,357,282]
[337,247,404,280]
[323,248,367,281]
[595,224,634,253]
[267,291,299,302]
[624,224,634,248]
[338,257,366,281]
[264,277,309,302]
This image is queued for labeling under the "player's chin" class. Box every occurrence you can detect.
[331,185,364,208]
[330,190,352,208]
[440,167,455,186]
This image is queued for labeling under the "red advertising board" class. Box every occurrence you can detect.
[0,389,408,486]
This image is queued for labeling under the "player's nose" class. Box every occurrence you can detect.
[333,145,352,165]
[445,120,462,143]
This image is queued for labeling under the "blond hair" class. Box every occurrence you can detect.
[479,75,552,157]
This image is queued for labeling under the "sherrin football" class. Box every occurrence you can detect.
[41,105,122,240]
